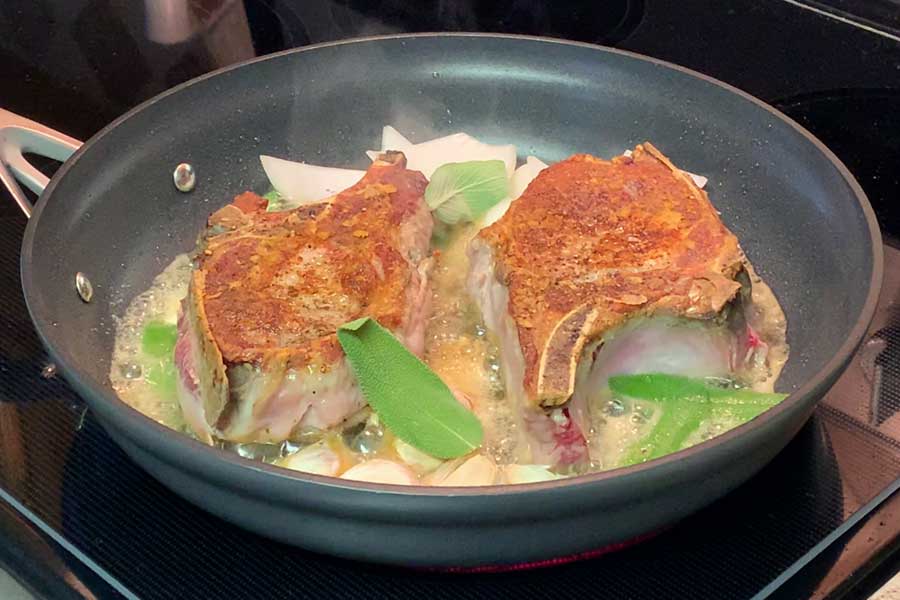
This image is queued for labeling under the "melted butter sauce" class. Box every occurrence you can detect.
[110,254,192,430]
[423,224,521,465]
[588,397,661,469]
[743,260,790,391]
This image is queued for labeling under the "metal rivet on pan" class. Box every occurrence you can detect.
[41,363,57,379]
[173,163,196,192]
[75,272,93,303]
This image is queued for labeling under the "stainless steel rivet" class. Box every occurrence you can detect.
[173,163,196,192]
[75,272,93,303]
[41,363,57,379]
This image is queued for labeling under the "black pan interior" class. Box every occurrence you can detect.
[22,34,877,460]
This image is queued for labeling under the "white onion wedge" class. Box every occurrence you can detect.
[479,156,549,227]
[260,155,364,205]
[511,156,549,199]
[687,173,708,188]
[341,459,418,485]
[367,127,516,179]
[407,133,516,178]
[423,457,465,486]
[365,125,413,161]
[433,455,499,487]
[503,464,561,484]
[478,200,511,230]
[280,442,341,477]
[382,125,412,152]
[393,439,443,475]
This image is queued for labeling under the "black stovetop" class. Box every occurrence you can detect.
[2,1,900,598]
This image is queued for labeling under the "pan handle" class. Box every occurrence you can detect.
[0,108,82,218]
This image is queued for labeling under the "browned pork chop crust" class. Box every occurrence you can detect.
[475,143,744,407]
[187,153,431,429]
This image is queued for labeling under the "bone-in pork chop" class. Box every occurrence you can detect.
[468,143,745,409]
[175,152,432,443]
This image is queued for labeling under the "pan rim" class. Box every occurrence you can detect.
[20,32,884,498]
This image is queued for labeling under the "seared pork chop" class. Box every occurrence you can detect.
[175,152,432,443]
[468,143,747,410]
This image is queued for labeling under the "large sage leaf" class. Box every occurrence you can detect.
[337,318,483,459]
[424,160,509,224]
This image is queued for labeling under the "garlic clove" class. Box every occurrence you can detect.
[340,459,418,485]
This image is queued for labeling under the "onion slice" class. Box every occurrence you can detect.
[367,126,516,179]
[479,156,549,227]
[622,148,707,188]
[260,155,364,206]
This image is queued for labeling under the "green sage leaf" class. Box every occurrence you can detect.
[142,322,178,358]
[609,373,786,406]
[424,160,508,224]
[612,373,787,466]
[337,317,483,459]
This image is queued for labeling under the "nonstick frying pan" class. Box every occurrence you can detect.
[0,34,882,567]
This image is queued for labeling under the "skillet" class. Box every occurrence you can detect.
[0,33,882,566]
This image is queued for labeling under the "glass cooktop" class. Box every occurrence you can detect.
[1,1,900,598]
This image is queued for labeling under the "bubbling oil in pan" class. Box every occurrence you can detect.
[110,254,192,432]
